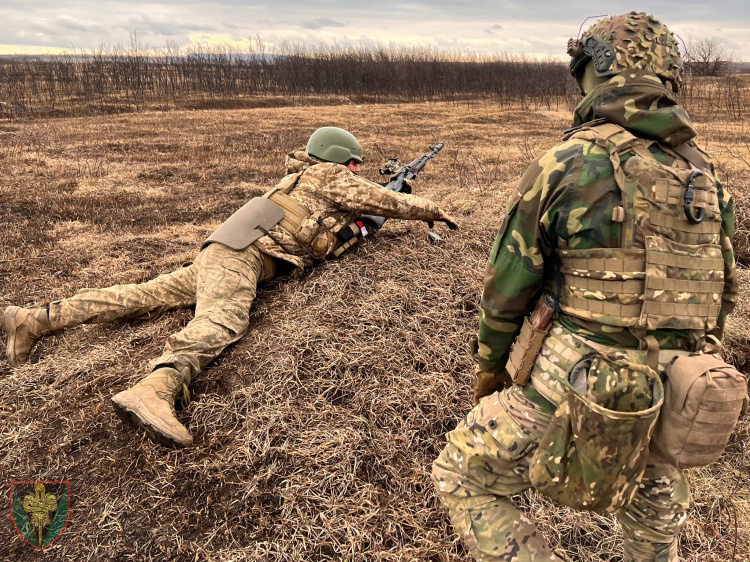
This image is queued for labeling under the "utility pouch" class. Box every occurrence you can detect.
[529,350,664,513]
[651,354,748,469]
[507,295,556,386]
[296,212,335,258]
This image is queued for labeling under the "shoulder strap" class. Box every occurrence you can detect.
[670,143,710,172]
[264,170,305,198]
[569,122,642,153]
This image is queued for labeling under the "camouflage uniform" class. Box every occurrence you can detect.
[432,66,737,562]
[46,151,450,386]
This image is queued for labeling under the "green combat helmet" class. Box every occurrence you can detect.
[306,126,363,165]
[567,12,684,92]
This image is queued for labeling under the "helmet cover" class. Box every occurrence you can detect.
[568,11,683,91]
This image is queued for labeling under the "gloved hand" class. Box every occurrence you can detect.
[427,211,458,230]
[440,212,459,230]
[473,369,512,405]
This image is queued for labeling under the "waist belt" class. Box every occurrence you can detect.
[529,323,692,406]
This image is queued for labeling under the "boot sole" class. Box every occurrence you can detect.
[111,392,193,447]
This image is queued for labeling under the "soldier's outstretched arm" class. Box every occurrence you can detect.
[311,164,457,227]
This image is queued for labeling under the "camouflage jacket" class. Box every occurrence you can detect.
[477,72,738,374]
[254,151,447,273]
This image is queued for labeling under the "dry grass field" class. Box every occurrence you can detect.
[0,101,748,561]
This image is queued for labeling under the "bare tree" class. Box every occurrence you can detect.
[685,37,736,76]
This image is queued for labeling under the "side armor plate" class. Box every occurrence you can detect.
[202,197,285,251]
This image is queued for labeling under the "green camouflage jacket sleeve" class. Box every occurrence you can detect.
[476,143,582,374]
[309,164,446,222]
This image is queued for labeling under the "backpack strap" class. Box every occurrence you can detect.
[568,123,653,248]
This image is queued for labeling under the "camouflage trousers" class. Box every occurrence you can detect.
[48,243,272,385]
[432,385,690,562]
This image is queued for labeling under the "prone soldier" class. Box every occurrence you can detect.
[3,126,457,448]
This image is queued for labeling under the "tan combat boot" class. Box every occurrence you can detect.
[111,367,194,447]
[2,306,53,367]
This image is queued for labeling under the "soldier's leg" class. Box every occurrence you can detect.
[49,263,198,328]
[3,263,197,366]
[617,453,690,562]
[111,243,268,446]
[432,386,559,561]
[149,242,267,385]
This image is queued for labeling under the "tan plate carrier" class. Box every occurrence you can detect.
[203,170,359,261]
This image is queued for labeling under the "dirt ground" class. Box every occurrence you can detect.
[0,101,748,561]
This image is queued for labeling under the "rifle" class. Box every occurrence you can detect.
[361,142,445,231]
[331,143,445,257]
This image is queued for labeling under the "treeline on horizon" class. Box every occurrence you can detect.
[0,40,746,119]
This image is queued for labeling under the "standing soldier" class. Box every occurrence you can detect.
[432,12,743,562]
[3,126,457,448]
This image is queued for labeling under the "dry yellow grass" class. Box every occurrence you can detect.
[0,101,748,561]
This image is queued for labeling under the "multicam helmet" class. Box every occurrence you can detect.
[306,126,363,165]
[567,12,683,92]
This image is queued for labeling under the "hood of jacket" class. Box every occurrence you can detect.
[286,150,323,174]
[572,70,696,147]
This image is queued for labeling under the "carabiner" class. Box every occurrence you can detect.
[684,170,705,224]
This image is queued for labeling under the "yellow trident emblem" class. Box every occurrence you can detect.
[22,484,58,546]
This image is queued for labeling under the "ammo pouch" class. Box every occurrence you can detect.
[650,354,748,469]
[507,316,552,386]
[529,350,664,513]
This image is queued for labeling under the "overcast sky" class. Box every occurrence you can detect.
[2,1,749,60]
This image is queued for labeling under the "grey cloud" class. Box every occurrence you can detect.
[4,1,750,21]
[54,15,106,33]
[120,14,219,35]
[1,1,749,60]
[301,18,345,30]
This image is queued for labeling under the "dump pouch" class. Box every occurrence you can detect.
[651,354,748,469]
[529,350,664,513]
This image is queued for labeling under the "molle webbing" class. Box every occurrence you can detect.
[265,190,311,235]
[558,122,725,332]
[262,170,310,234]
[550,248,646,327]
[641,238,723,330]
[650,213,719,234]
[653,177,720,213]
[552,247,724,330]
